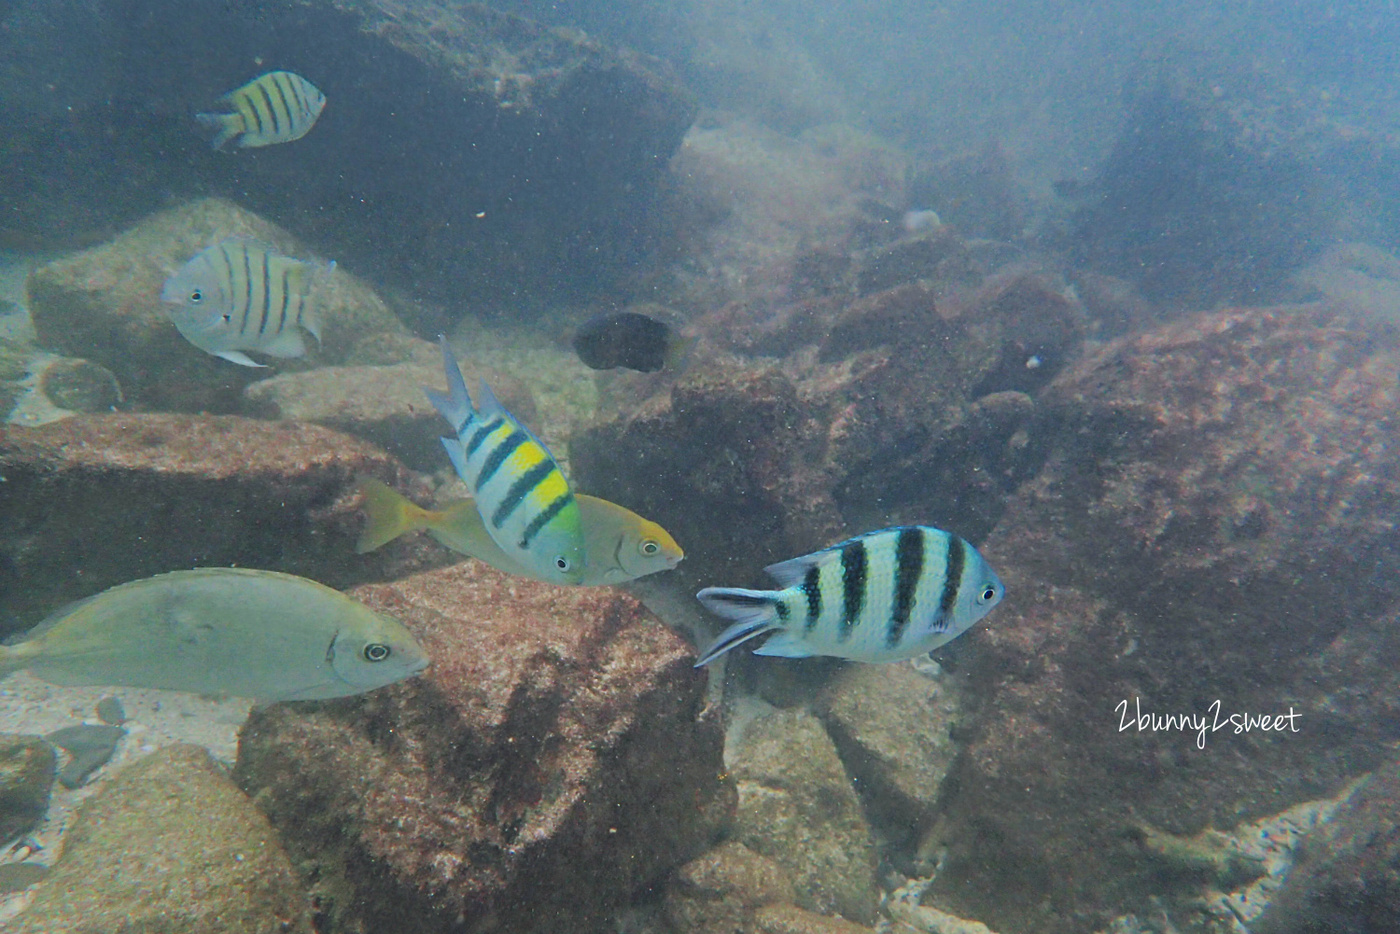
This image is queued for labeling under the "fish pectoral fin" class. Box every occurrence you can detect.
[751,633,816,658]
[262,330,308,359]
[214,350,268,368]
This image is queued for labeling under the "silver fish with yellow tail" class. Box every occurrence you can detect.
[354,477,683,585]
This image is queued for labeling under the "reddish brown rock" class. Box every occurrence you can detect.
[0,413,447,636]
[572,273,1081,590]
[663,841,796,934]
[234,561,733,934]
[924,304,1400,934]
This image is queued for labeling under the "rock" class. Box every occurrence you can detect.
[818,665,963,846]
[36,358,121,413]
[728,709,880,925]
[45,724,126,789]
[1294,242,1400,325]
[26,198,408,413]
[572,273,1079,592]
[0,736,56,846]
[753,903,877,934]
[663,841,796,934]
[234,560,733,934]
[9,744,313,934]
[0,412,447,637]
[922,304,1400,934]
[1068,52,1332,307]
[242,355,538,473]
[0,0,696,314]
[1250,765,1400,934]
[905,143,1028,242]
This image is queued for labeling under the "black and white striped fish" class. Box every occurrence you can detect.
[198,71,326,150]
[426,337,588,586]
[161,237,333,367]
[694,526,1004,666]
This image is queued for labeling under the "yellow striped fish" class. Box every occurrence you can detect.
[161,237,333,367]
[198,71,326,150]
[426,337,587,585]
[353,478,683,585]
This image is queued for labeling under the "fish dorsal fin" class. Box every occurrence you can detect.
[476,379,565,464]
[763,546,843,589]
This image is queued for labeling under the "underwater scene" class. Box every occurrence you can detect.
[2,1,1399,932]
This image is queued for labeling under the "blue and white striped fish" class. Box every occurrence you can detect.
[161,237,332,367]
[694,526,1004,666]
[426,337,587,585]
[198,71,326,150]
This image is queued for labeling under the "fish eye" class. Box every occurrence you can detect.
[555,556,572,571]
[363,643,392,662]
[640,540,660,556]
[189,289,203,303]
[977,584,999,604]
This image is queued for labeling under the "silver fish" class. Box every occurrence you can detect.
[198,70,326,150]
[0,568,428,701]
[162,237,332,367]
[694,526,1004,666]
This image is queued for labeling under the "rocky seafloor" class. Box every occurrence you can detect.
[4,7,1400,934]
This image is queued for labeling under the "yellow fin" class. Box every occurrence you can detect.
[354,478,435,553]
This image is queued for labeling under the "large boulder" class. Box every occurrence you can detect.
[0,0,696,313]
[923,303,1400,934]
[26,198,409,413]
[9,744,313,934]
[0,412,447,637]
[1250,765,1400,934]
[234,560,733,934]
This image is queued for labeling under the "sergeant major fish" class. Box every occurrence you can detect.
[0,568,428,701]
[162,237,333,367]
[198,70,326,150]
[354,477,683,585]
[426,337,587,585]
[694,525,1004,666]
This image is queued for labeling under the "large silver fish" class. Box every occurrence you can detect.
[0,568,428,701]
[162,237,332,367]
[425,337,587,585]
[198,70,326,150]
[694,526,1004,666]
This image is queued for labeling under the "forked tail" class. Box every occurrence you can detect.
[693,587,783,667]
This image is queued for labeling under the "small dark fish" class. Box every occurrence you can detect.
[572,311,689,373]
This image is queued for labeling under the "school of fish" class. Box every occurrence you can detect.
[12,59,1008,709]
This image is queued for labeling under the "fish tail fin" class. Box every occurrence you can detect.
[355,478,433,553]
[196,111,242,150]
[426,335,475,432]
[296,259,335,347]
[693,587,783,667]
[664,332,698,372]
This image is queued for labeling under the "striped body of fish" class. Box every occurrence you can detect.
[426,337,587,585]
[694,526,1004,666]
[162,237,332,367]
[198,71,326,150]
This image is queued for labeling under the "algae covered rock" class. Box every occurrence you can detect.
[663,840,796,934]
[26,198,408,413]
[235,560,733,934]
[728,709,880,924]
[10,743,312,934]
[0,735,56,846]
